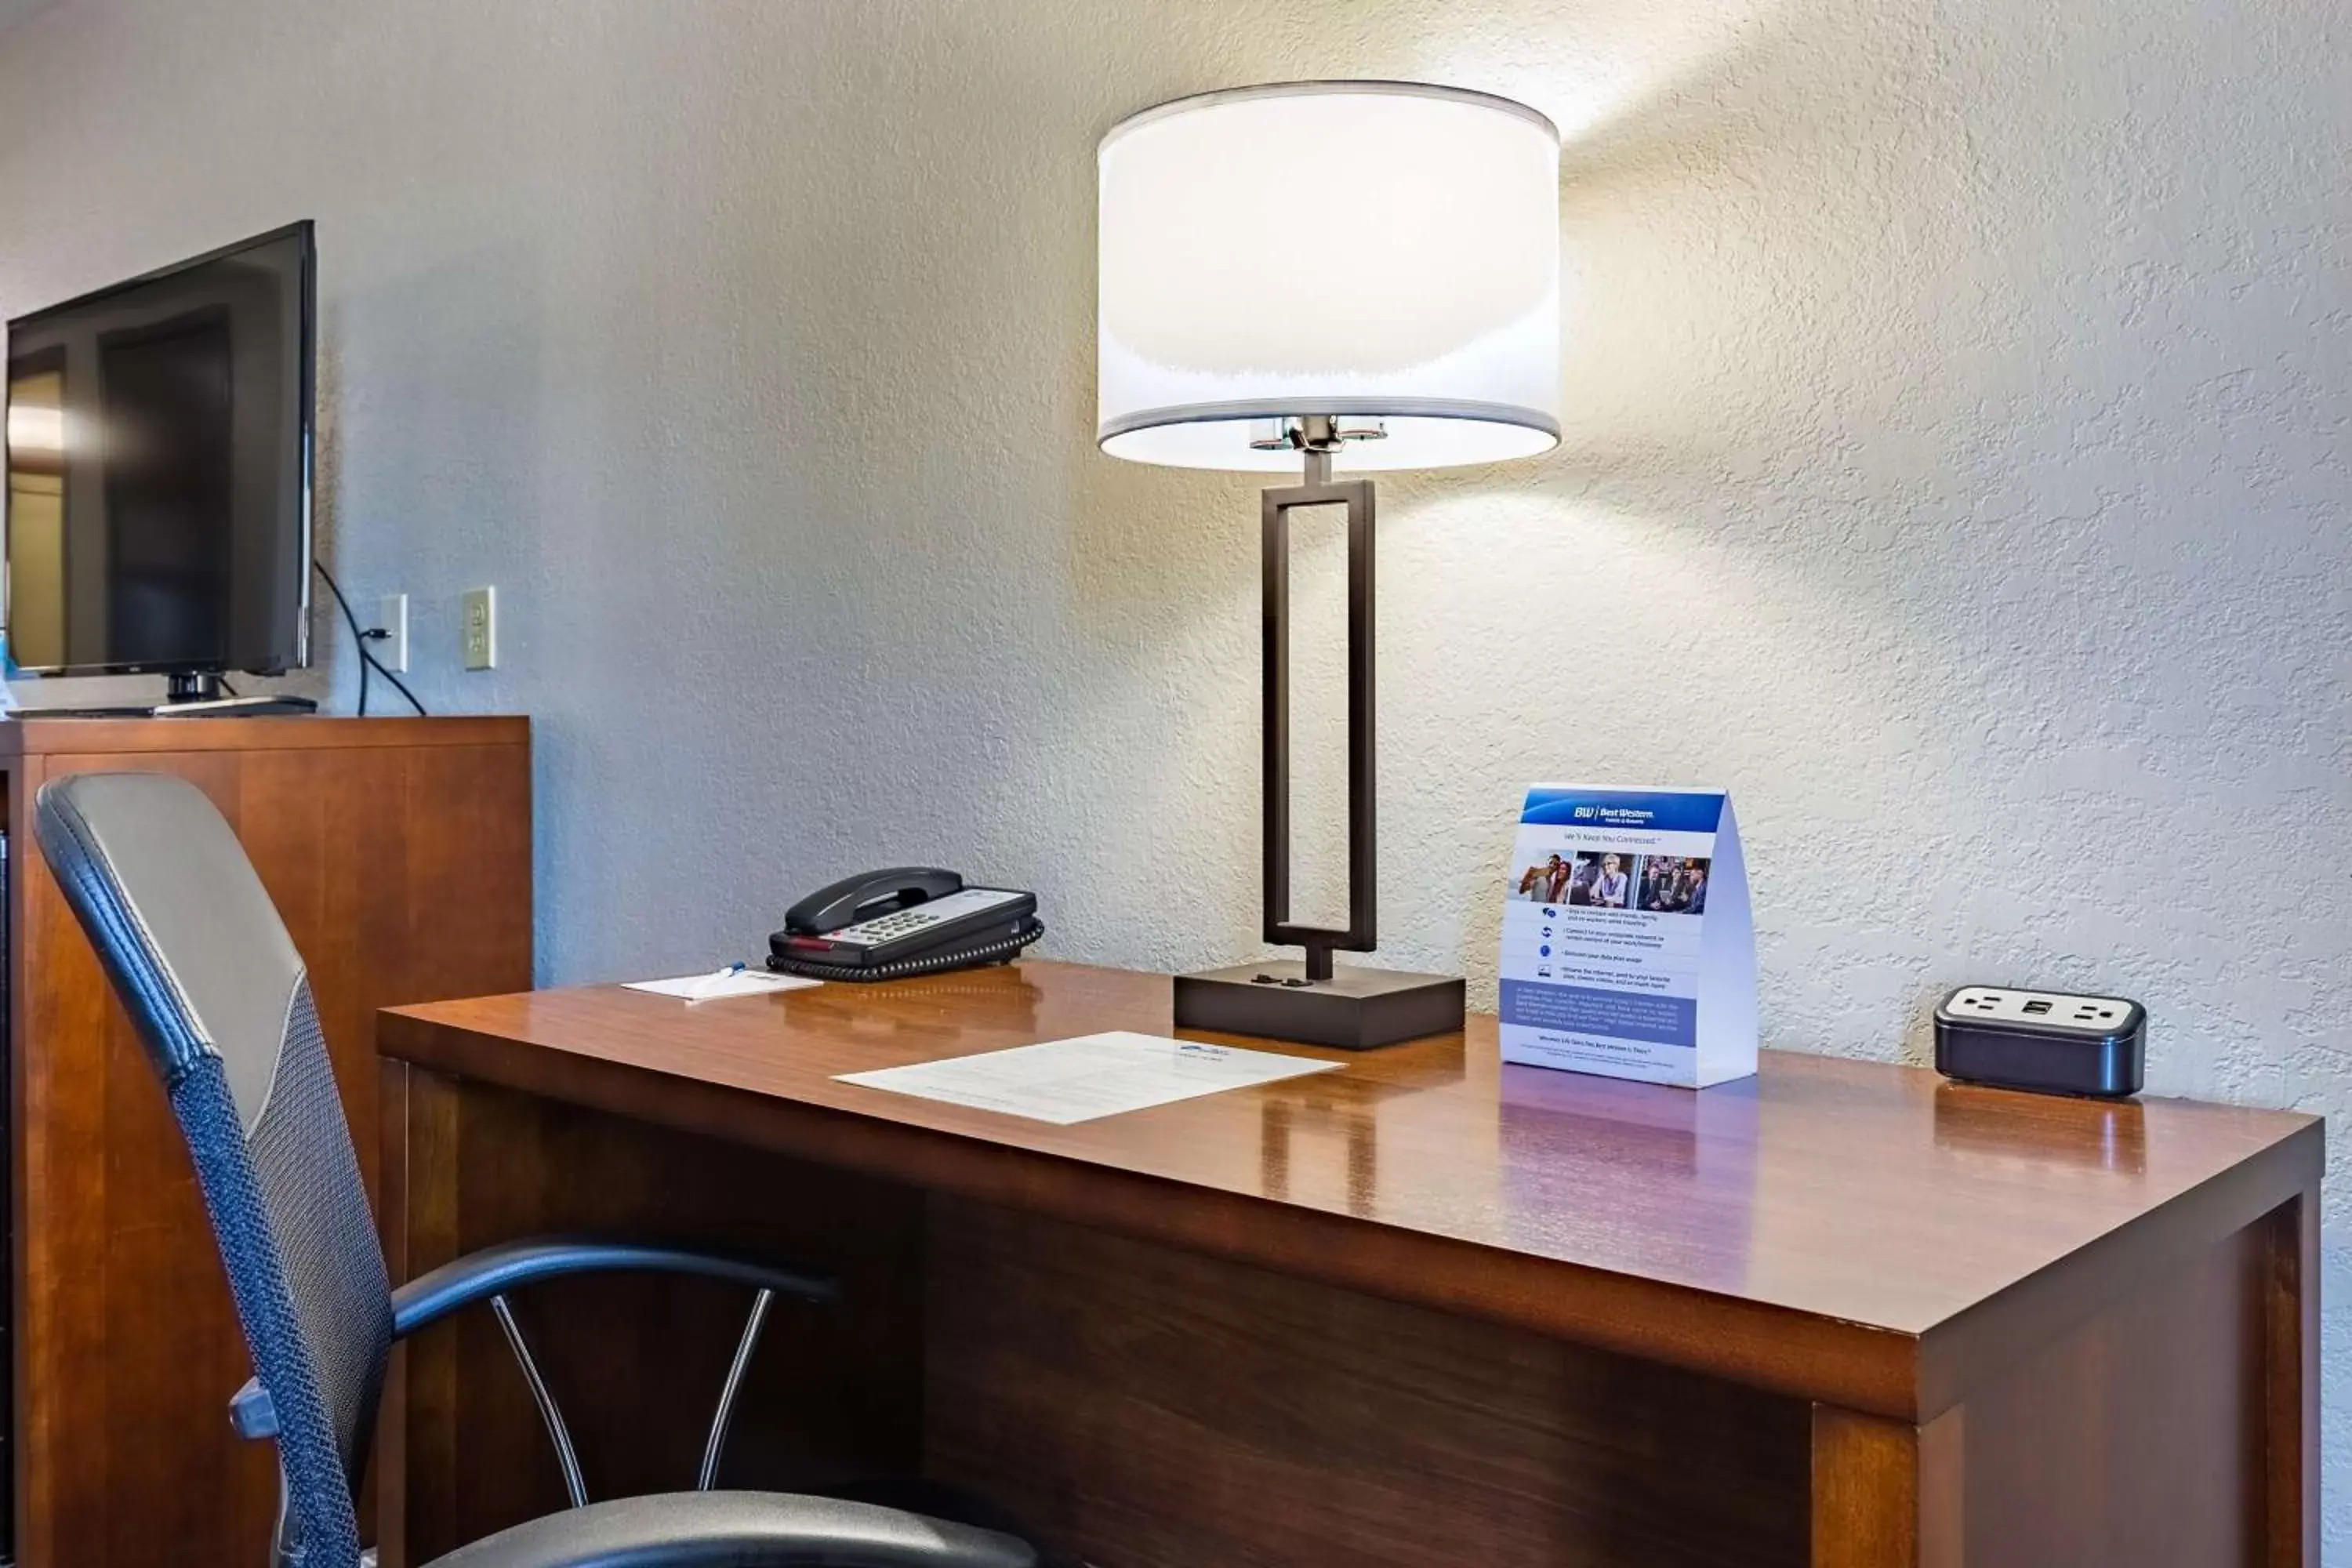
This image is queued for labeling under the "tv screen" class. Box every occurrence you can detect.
[5,222,313,678]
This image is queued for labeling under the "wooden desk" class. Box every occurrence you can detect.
[379,961,2319,1568]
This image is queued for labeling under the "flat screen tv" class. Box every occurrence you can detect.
[5,221,314,704]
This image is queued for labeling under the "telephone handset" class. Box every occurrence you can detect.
[782,866,965,938]
[768,866,1043,982]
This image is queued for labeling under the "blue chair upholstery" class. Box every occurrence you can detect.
[35,771,1034,1568]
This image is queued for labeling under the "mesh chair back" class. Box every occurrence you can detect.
[35,773,390,1568]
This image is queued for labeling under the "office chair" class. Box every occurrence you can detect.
[34,771,1034,1568]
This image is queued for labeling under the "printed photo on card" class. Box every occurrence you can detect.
[1497,786,1757,1088]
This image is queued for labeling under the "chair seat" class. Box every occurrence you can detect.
[422,1490,1038,1568]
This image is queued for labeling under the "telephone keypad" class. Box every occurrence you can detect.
[828,887,1027,948]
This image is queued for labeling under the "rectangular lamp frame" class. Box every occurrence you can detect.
[1261,467,1376,980]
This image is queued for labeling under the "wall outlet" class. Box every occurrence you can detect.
[376,593,408,673]
[462,586,496,670]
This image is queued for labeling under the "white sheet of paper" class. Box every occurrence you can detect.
[623,970,819,1001]
[833,1031,1339,1125]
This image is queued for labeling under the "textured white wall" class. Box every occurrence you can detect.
[2,0,2347,1544]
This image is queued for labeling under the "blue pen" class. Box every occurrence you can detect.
[684,962,747,1004]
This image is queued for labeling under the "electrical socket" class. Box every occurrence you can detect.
[461,586,496,670]
[376,593,408,673]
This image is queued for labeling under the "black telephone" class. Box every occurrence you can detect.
[766,866,1043,982]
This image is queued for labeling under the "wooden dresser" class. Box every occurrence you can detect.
[1,716,532,1568]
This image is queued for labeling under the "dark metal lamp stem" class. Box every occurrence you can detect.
[1169,421,1465,1050]
[1261,433,1377,970]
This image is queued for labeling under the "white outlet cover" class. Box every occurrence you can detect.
[462,586,496,670]
[376,593,408,673]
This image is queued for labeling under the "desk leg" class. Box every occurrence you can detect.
[379,1060,466,1568]
[1810,1405,1962,1568]
[2263,1188,2319,1566]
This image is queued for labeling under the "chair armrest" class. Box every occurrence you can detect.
[390,1235,837,1340]
[230,1237,833,1439]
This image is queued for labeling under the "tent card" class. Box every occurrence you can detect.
[1498,786,1757,1088]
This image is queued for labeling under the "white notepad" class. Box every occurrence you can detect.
[623,970,818,1001]
[834,1031,1339,1125]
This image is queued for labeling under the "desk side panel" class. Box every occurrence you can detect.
[1811,1207,2280,1568]
[1964,1210,2268,1566]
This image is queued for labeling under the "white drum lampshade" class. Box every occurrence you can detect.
[1097,81,1561,473]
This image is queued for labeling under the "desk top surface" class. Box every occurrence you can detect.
[382,960,2318,1418]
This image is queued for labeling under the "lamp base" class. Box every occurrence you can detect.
[1174,960,1465,1051]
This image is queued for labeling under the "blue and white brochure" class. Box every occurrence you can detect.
[1498,786,1756,1088]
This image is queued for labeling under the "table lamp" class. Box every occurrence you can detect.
[1097,80,1562,1048]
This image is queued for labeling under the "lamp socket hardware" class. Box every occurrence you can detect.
[462,586,496,670]
[376,594,408,673]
